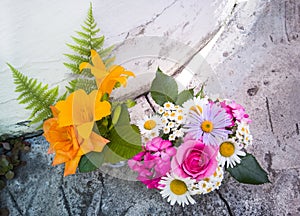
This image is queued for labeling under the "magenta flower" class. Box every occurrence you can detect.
[128,137,176,189]
[220,100,251,124]
[171,137,218,181]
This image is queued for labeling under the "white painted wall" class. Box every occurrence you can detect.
[0,0,236,136]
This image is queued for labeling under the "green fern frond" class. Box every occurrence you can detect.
[66,44,91,57]
[66,78,97,94]
[64,3,115,93]
[91,36,105,48]
[64,54,89,64]
[8,63,59,127]
[63,62,80,74]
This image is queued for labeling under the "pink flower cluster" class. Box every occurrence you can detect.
[128,137,176,189]
[220,100,252,124]
[129,134,219,188]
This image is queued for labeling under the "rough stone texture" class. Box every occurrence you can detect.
[1,0,300,215]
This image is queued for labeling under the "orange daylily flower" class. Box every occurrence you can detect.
[55,89,111,140]
[99,65,135,95]
[43,115,83,176]
[79,49,109,85]
[79,49,135,94]
[43,89,112,176]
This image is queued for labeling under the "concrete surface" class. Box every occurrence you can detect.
[1,0,300,215]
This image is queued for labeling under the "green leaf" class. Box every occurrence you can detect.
[176,89,194,105]
[150,68,178,106]
[106,104,142,160]
[78,151,105,173]
[8,63,61,127]
[195,83,206,98]
[227,153,270,185]
[125,99,136,108]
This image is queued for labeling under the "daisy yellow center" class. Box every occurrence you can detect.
[178,115,183,121]
[143,120,156,130]
[170,179,188,195]
[190,105,202,113]
[201,120,214,133]
[219,141,235,157]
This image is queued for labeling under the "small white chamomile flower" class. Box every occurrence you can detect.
[235,121,252,148]
[174,129,184,138]
[163,126,171,134]
[169,111,177,121]
[163,102,174,111]
[167,121,175,129]
[158,107,165,115]
[194,166,224,195]
[176,114,184,124]
[243,134,253,148]
[169,134,176,141]
[236,121,250,136]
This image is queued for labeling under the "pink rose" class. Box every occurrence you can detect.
[171,138,218,180]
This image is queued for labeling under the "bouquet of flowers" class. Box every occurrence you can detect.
[128,69,269,206]
[8,4,268,206]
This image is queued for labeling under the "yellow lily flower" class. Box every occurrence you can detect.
[43,89,111,176]
[79,49,135,94]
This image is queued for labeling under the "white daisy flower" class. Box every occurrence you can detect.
[217,139,246,168]
[158,107,165,115]
[163,111,171,118]
[243,134,253,148]
[236,121,250,136]
[163,127,171,134]
[161,117,168,125]
[174,129,184,138]
[159,173,196,207]
[182,97,208,116]
[141,130,160,145]
[167,122,175,129]
[235,121,252,148]
[163,102,174,111]
[169,134,176,141]
[169,111,177,121]
[137,115,162,135]
[195,181,213,195]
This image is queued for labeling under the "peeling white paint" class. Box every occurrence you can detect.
[0,0,237,136]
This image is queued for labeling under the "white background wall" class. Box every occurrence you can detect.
[0,0,236,136]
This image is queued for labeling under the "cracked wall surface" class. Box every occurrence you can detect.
[1,0,300,215]
[0,0,235,137]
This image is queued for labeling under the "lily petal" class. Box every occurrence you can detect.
[79,62,92,71]
[76,122,94,139]
[63,155,82,176]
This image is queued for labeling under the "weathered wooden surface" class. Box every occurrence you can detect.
[1,0,300,215]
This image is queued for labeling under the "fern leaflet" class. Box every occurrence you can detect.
[64,3,115,93]
[8,64,59,127]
